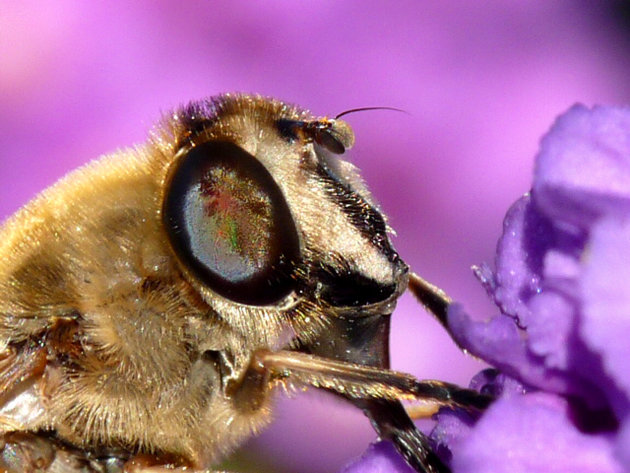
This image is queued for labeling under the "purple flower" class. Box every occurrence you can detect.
[341,442,415,473]
[437,104,630,472]
[346,104,630,472]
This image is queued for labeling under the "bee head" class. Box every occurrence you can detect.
[159,94,407,367]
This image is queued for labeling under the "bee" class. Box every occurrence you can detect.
[0,94,490,473]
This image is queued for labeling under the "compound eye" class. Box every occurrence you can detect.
[316,120,355,155]
[163,141,300,305]
[316,128,347,154]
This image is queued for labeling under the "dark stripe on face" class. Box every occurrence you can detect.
[312,260,397,307]
[314,157,399,262]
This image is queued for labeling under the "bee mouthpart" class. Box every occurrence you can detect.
[298,311,393,369]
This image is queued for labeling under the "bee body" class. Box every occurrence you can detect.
[0,95,489,473]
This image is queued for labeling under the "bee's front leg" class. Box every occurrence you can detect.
[0,432,56,473]
[0,431,125,473]
[122,455,229,473]
[227,349,492,473]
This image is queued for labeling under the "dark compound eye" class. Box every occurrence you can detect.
[313,120,355,155]
[163,141,300,306]
[275,118,355,155]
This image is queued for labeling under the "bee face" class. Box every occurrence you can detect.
[158,95,408,352]
[0,94,485,473]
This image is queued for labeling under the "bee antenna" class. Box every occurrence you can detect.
[334,106,408,120]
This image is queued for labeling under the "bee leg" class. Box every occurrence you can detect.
[0,431,56,473]
[123,457,228,473]
[233,351,492,473]
[0,345,47,397]
[126,469,229,473]
[123,454,235,473]
[360,399,450,473]
[409,272,478,355]
[238,350,492,411]
[408,272,452,330]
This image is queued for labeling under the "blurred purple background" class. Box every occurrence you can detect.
[2,2,630,472]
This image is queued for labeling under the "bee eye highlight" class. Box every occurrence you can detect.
[163,141,300,305]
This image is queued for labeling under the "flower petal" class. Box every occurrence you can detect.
[451,393,624,473]
[447,303,594,401]
[580,216,630,415]
[483,195,544,322]
[340,441,415,473]
[534,104,630,231]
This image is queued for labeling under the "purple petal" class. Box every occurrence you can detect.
[534,104,630,231]
[447,303,603,407]
[580,216,630,416]
[468,369,527,398]
[525,290,574,369]
[487,193,585,373]
[451,393,624,473]
[614,418,630,470]
[484,195,544,322]
[431,408,476,465]
[434,104,630,472]
[340,442,414,473]
[431,370,526,463]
